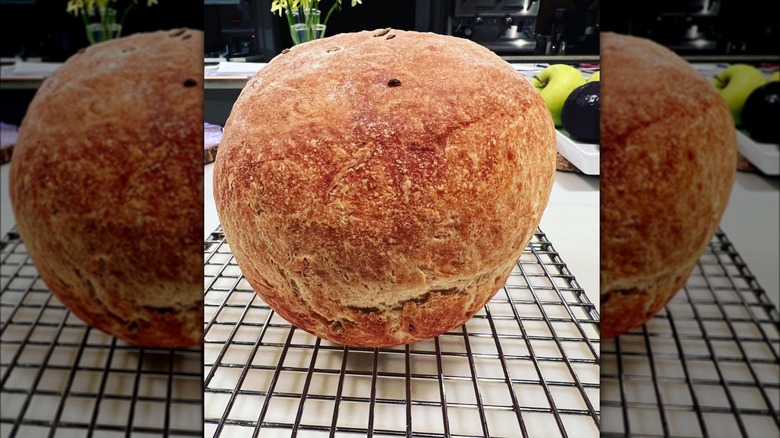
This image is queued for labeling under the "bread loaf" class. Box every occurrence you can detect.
[214,30,557,347]
[9,29,204,348]
[600,33,737,339]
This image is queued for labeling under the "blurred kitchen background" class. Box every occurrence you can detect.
[199,0,603,125]
[204,0,600,62]
[600,0,778,58]
[1,0,203,126]
[0,0,203,62]
[3,0,775,68]
[202,0,778,63]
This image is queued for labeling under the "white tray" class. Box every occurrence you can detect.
[556,129,600,175]
[736,130,779,175]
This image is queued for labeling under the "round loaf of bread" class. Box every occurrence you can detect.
[600,32,736,339]
[214,29,556,347]
[9,29,204,348]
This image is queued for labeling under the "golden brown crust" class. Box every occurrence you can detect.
[214,30,556,347]
[9,29,204,348]
[600,33,737,339]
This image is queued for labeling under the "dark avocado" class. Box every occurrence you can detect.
[741,81,780,144]
[561,81,600,144]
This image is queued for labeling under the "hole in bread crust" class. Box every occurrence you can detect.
[331,321,344,334]
[408,324,414,332]
[431,288,460,296]
[346,305,380,313]
[601,288,642,306]
[143,306,175,314]
[183,79,198,87]
[289,279,301,294]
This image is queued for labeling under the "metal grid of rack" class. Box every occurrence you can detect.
[0,228,203,438]
[601,228,780,437]
[203,226,601,437]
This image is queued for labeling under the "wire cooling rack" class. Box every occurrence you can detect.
[0,228,203,437]
[203,226,601,438]
[601,228,780,438]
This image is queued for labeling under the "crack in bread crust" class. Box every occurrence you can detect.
[243,242,520,347]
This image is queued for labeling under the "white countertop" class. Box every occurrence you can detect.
[719,173,779,302]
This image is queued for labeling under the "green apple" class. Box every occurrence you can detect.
[769,71,780,82]
[532,64,586,127]
[712,64,766,126]
[588,70,600,82]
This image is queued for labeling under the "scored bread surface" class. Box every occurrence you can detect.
[9,29,204,347]
[600,32,737,339]
[215,30,557,347]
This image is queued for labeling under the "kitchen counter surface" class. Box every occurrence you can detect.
[203,61,599,90]
[719,172,779,302]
